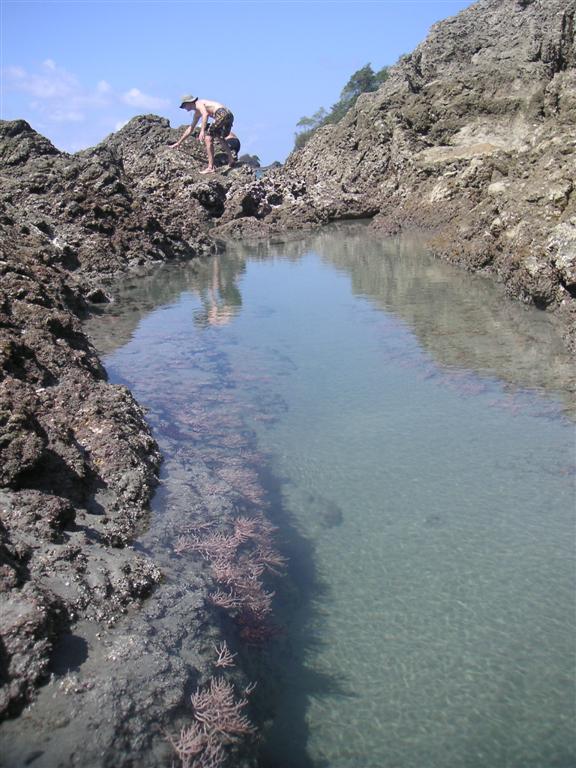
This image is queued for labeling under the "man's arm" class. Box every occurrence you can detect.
[196,103,210,141]
[169,124,193,148]
[169,106,203,148]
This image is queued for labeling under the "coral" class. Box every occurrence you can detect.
[213,641,237,669]
[191,678,255,739]
[166,721,208,768]
[175,512,285,644]
[167,677,256,768]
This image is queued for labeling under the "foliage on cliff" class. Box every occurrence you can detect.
[294,63,389,149]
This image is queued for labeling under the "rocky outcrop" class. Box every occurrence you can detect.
[217,0,575,348]
[0,119,231,719]
[0,119,216,281]
[0,209,163,718]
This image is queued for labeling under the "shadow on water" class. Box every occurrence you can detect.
[247,465,355,768]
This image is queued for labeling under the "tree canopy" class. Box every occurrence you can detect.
[294,63,389,150]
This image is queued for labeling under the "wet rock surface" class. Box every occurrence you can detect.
[0,218,165,718]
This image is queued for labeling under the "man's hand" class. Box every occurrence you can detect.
[170,126,192,148]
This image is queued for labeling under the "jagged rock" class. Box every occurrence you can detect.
[0,124,174,718]
[0,118,222,277]
[0,586,60,718]
[239,154,262,169]
[0,233,164,713]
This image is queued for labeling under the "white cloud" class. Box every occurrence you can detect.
[6,65,26,79]
[3,60,169,127]
[6,60,79,100]
[122,88,169,110]
[45,108,85,123]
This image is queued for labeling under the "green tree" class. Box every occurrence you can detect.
[295,107,328,132]
[294,63,389,149]
[340,63,379,102]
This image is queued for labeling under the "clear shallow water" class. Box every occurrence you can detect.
[87,223,576,768]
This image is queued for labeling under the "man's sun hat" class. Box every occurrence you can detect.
[180,94,198,108]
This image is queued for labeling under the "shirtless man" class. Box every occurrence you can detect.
[170,95,235,174]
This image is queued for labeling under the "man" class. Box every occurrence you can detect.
[170,95,235,174]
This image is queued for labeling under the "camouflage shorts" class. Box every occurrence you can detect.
[207,108,234,139]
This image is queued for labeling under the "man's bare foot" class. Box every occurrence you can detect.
[200,167,216,174]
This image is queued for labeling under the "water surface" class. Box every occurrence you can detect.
[87,223,576,768]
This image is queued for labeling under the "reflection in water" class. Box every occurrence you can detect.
[87,222,574,415]
[85,250,247,354]
[193,254,243,328]
[82,223,574,768]
[228,223,574,412]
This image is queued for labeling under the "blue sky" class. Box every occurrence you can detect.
[1,0,473,165]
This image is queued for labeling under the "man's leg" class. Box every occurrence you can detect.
[201,135,216,173]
